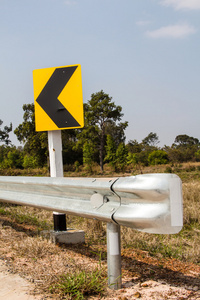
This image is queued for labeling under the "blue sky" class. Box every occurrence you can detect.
[0,0,200,147]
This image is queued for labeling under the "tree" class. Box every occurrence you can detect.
[163,146,184,164]
[77,90,128,171]
[170,134,200,162]
[104,134,117,170]
[195,150,200,162]
[127,151,149,169]
[83,141,94,173]
[3,147,23,169]
[115,143,128,172]
[0,120,12,145]
[126,139,142,153]
[148,150,169,165]
[62,129,83,165]
[142,132,159,149]
[173,134,199,148]
[14,104,48,167]
[127,152,144,173]
[105,120,128,147]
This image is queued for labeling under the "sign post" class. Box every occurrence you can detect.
[48,130,66,231]
[33,64,84,232]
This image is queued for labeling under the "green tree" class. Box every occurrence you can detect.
[83,141,94,173]
[126,139,142,153]
[127,152,144,173]
[148,150,169,165]
[169,134,200,162]
[105,120,128,147]
[0,120,12,145]
[173,134,199,148]
[128,151,149,168]
[116,142,128,172]
[0,145,23,169]
[23,154,41,169]
[14,104,48,167]
[62,129,83,166]
[77,90,128,171]
[0,145,9,164]
[163,146,184,163]
[104,134,117,170]
[142,132,159,150]
[195,150,200,162]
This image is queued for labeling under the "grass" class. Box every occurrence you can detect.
[0,166,200,265]
[0,163,200,298]
[0,203,53,232]
[50,268,107,300]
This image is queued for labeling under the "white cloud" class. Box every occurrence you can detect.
[146,23,196,39]
[161,0,200,11]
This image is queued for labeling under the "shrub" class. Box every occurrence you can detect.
[148,150,169,165]
[23,155,40,169]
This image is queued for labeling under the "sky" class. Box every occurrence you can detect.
[0,0,200,147]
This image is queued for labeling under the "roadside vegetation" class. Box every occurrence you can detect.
[0,163,200,298]
[0,90,200,298]
[1,90,200,175]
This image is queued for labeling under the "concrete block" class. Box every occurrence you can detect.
[41,229,85,244]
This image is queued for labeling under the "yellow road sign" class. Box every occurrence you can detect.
[33,64,84,131]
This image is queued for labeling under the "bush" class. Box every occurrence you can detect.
[23,155,40,169]
[164,166,172,173]
[195,150,200,161]
[148,150,169,165]
[0,148,23,169]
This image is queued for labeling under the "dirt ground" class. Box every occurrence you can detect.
[0,257,200,300]
[0,247,200,299]
[0,261,41,300]
[0,217,200,299]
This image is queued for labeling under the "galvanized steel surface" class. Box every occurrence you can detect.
[0,174,183,234]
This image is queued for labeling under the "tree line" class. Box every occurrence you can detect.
[0,90,200,172]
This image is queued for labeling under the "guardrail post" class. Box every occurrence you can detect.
[107,222,122,290]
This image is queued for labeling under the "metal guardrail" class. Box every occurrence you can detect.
[0,173,183,234]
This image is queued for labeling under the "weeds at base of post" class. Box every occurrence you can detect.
[49,268,107,300]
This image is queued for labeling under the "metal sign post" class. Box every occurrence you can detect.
[48,130,66,231]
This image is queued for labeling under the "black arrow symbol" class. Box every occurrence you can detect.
[36,66,81,128]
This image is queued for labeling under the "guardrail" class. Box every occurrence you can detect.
[0,173,183,234]
[0,173,183,289]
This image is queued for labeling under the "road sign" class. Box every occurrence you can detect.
[33,64,84,131]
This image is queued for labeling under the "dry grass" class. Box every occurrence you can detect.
[0,166,200,298]
[0,223,107,298]
[0,176,200,266]
[183,181,200,225]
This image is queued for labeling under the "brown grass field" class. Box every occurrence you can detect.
[0,162,200,299]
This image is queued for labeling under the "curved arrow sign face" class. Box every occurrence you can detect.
[33,64,84,131]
